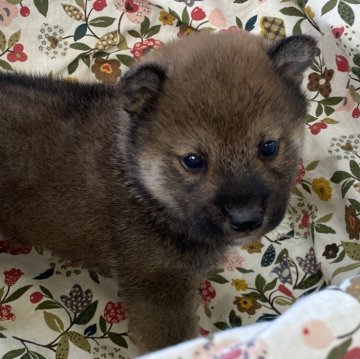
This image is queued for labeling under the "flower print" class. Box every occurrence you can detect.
[130,38,162,59]
[322,243,339,259]
[4,268,23,287]
[309,121,328,135]
[114,0,150,24]
[311,177,332,201]
[353,107,360,119]
[242,240,264,254]
[91,58,121,84]
[292,159,305,185]
[233,296,261,315]
[231,279,248,291]
[104,301,127,323]
[159,11,176,26]
[0,240,31,255]
[272,256,292,284]
[301,320,333,349]
[93,0,107,11]
[177,24,199,37]
[208,8,227,28]
[199,280,216,305]
[0,304,15,321]
[60,284,93,313]
[343,348,360,359]
[346,277,360,301]
[7,44,28,63]
[332,26,345,39]
[307,68,334,98]
[304,6,315,19]
[191,7,206,21]
[0,1,18,26]
[336,55,349,72]
[296,248,319,275]
[30,291,44,304]
[278,284,293,297]
[345,205,360,240]
[38,24,69,59]
[221,250,244,270]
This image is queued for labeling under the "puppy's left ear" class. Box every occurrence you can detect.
[268,35,318,84]
[118,63,166,116]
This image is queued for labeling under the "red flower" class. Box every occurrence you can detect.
[93,0,107,11]
[353,107,360,119]
[336,55,349,72]
[4,268,23,287]
[300,212,310,228]
[7,44,28,62]
[343,348,360,359]
[0,240,31,255]
[199,280,216,305]
[191,7,206,21]
[332,26,344,39]
[292,159,305,185]
[198,326,210,336]
[30,292,44,304]
[124,0,139,13]
[278,284,293,297]
[131,38,162,59]
[0,304,15,321]
[309,121,327,135]
[104,301,127,324]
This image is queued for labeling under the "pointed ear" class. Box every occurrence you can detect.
[118,64,166,116]
[268,35,318,84]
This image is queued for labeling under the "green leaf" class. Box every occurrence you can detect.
[67,331,91,353]
[275,248,289,264]
[295,271,323,289]
[353,54,360,67]
[229,310,242,327]
[40,286,53,299]
[264,278,278,292]
[242,291,267,302]
[5,0,21,4]
[0,333,6,338]
[316,213,333,223]
[70,43,92,51]
[234,0,249,2]
[321,0,338,15]
[43,311,64,333]
[292,18,304,35]
[323,117,339,124]
[127,30,142,38]
[116,54,133,68]
[74,24,87,42]
[315,102,323,117]
[338,0,354,26]
[280,6,304,16]
[330,249,346,264]
[236,16,243,29]
[89,17,116,27]
[342,0,360,3]
[331,262,360,280]
[0,287,4,301]
[146,25,161,38]
[7,30,21,49]
[168,8,181,22]
[2,349,26,359]
[99,315,107,334]
[208,274,229,284]
[92,51,108,58]
[236,267,254,274]
[29,352,46,359]
[342,241,360,261]
[290,186,304,198]
[306,114,317,124]
[352,68,360,83]
[324,106,335,116]
[274,298,292,306]
[255,274,266,293]
[36,300,63,310]
[330,171,352,184]
[342,179,355,198]
[140,17,150,36]
[0,30,6,52]
[81,55,90,67]
[75,0,85,9]
[117,33,128,51]
[214,321,229,330]
[320,97,343,106]
[4,285,32,304]
[181,6,189,24]
[349,198,360,212]
[350,160,360,179]
[315,224,336,234]
[326,338,352,359]
[302,183,311,194]
[34,0,49,17]
[88,270,99,284]
[108,332,128,348]
[204,304,212,318]
[74,301,98,325]
[68,57,80,75]
[56,334,69,359]
[245,15,257,31]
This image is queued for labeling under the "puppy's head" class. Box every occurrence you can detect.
[117,32,317,247]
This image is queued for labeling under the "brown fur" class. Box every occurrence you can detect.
[0,32,317,353]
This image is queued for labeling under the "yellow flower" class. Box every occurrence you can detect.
[311,177,332,201]
[159,11,176,26]
[231,279,248,291]
[242,240,264,254]
[233,296,261,315]
[304,6,315,19]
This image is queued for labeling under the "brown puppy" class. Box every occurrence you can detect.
[0,32,317,353]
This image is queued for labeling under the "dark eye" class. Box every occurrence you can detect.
[181,153,205,171]
[260,140,278,159]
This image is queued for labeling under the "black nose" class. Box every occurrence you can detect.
[225,206,264,232]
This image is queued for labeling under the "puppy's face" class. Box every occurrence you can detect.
[119,32,317,246]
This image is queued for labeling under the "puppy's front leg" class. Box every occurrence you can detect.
[122,272,200,354]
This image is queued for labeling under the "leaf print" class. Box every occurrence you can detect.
[338,0,355,26]
[321,0,338,15]
[3,285,32,304]
[43,311,64,333]
[67,331,91,353]
[255,274,266,292]
[89,17,116,27]
[0,30,6,52]
[56,334,69,359]
[342,241,360,261]
[108,332,128,348]
[35,300,63,310]
[33,267,54,280]
[7,30,21,49]
[95,31,120,50]
[34,0,49,17]
[261,244,276,267]
[2,349,26,359]
[280,6,304,16]
[295,271,323,289]
[84,323,97,336]
[245,15,257,31]
[331,171,353,184]
[75,0,85,10]
[73,300,98,325]
[74,23,87,42]
[69,42,92,51]
[350,160,360,179]
[62,4,85,21]
[326,338,352,359]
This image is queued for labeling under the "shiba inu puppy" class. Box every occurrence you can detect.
[0,32,317,353]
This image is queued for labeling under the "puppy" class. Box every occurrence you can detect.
[0,32,317,353]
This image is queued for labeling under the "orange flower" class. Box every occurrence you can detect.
[91,58,121,84]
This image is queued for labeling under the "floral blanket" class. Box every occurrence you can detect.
[0,0,360,358]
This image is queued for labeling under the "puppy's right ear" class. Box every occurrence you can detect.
[118,64,166,116]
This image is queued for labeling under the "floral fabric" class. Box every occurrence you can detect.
[0,0,360,358]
